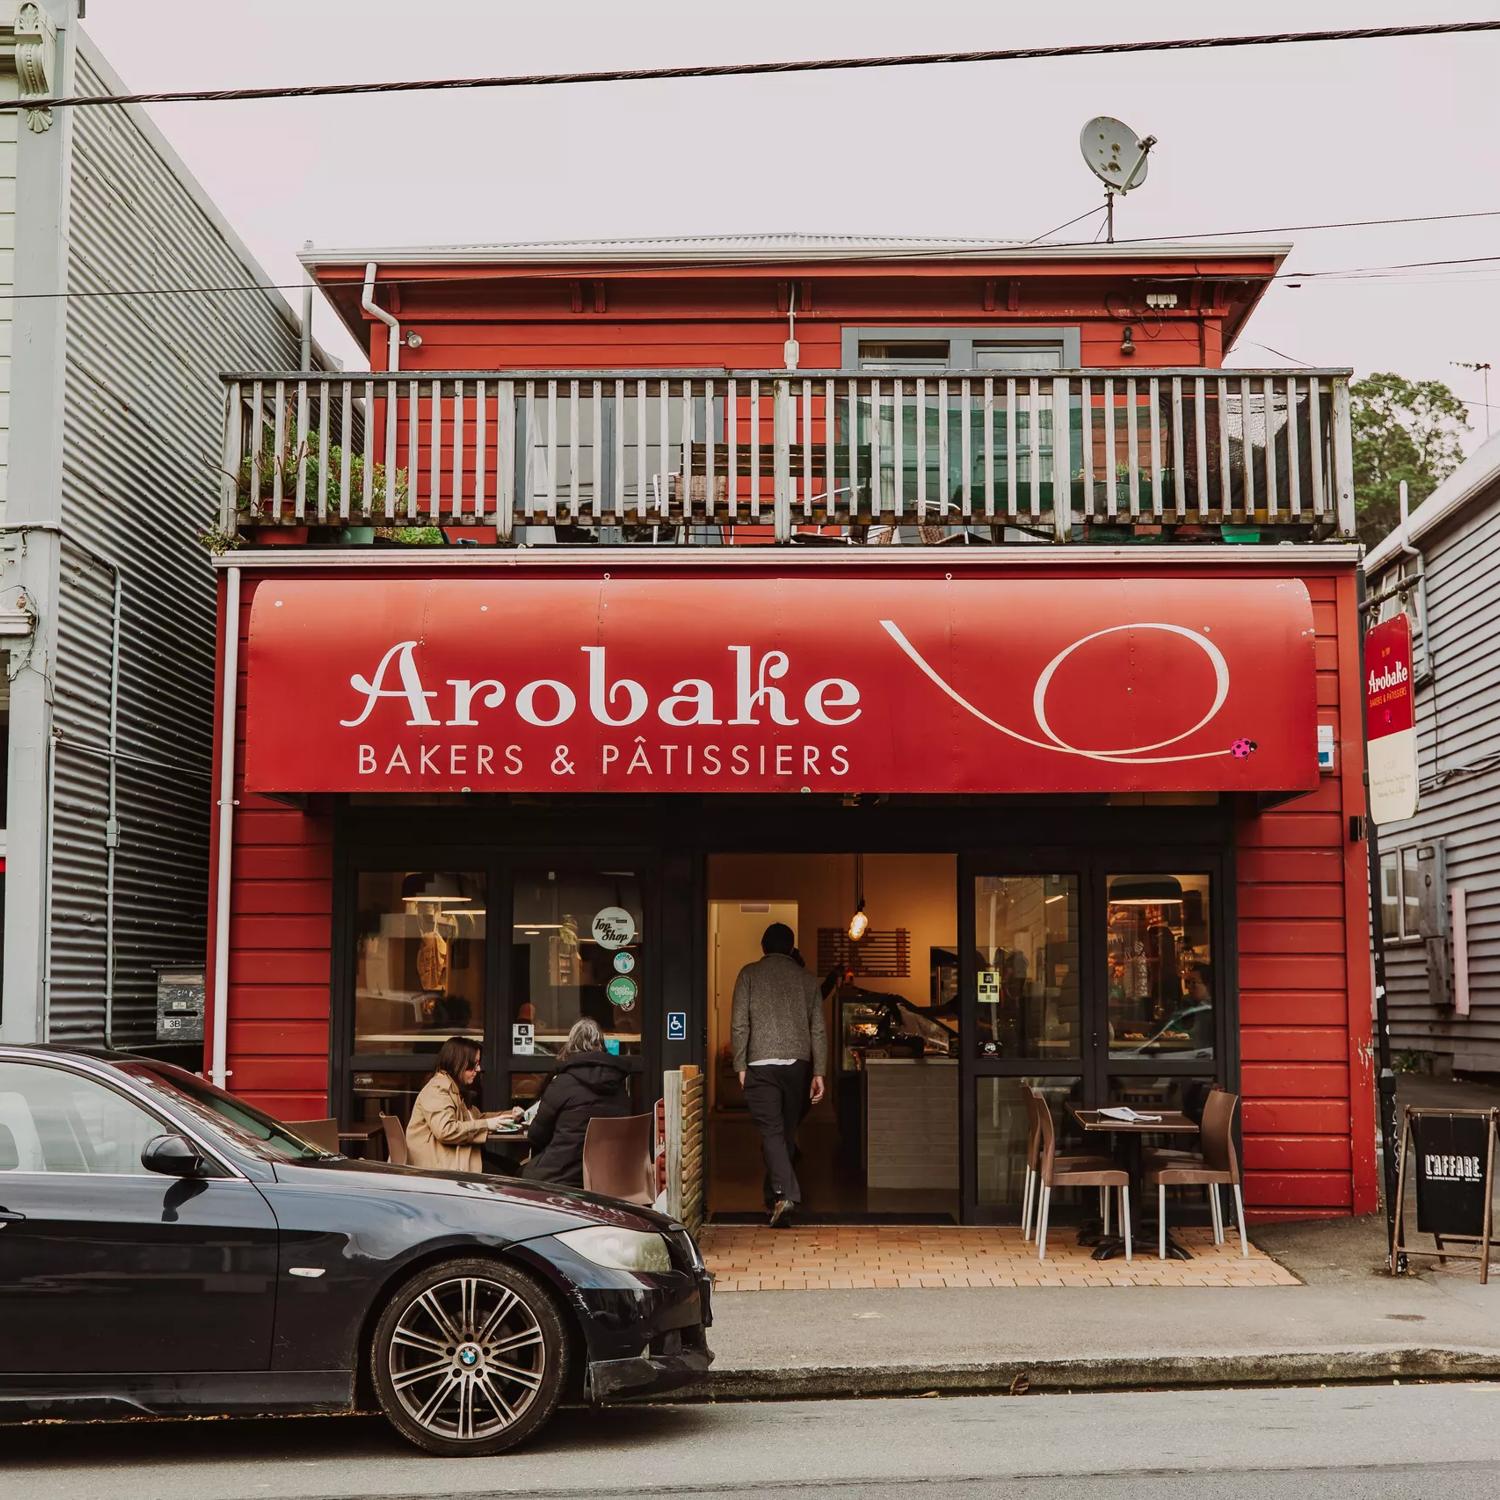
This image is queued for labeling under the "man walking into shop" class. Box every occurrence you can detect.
[733,922,827,1228]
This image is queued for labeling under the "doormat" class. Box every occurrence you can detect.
[711,1211,957,1226]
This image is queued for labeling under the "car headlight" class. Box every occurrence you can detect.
[556,1226,673,1273]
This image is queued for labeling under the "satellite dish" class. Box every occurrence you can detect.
[1080,116,1154,193]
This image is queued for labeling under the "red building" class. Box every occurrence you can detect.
[207,235,1374,1224]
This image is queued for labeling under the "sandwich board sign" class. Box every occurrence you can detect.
[1391,1107,1498,1283]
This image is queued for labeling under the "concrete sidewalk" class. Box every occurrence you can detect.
[670,1215,1500,1401]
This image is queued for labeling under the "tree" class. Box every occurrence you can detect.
[1350,372,1469,547]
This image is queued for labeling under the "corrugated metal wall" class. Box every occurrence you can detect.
[46,42,305,1043]
[1374,492,1500,1070]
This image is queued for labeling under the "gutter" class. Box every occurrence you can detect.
[209,566,241,1089]
[361,261,400,374]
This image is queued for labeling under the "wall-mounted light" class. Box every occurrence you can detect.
[1119,325,1136,357]
[847,852,869,941]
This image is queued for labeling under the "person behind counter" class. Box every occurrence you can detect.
[521,1018,634,1186]
[406,1036,519,1173]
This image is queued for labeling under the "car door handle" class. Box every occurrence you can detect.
[0,1209,24,1225]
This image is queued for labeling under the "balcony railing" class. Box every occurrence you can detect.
[218,368,1356,543]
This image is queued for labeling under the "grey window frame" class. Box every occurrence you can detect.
[841,325,1082,370]
[1379,846,1427,946]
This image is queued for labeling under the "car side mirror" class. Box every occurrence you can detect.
[141,1134,205,1178]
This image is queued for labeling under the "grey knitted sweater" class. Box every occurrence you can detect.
[730,952,828,1076]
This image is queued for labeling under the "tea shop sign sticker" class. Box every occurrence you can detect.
[978,969,1001,1004]
[512,1022,535,1056]
[592,907,636,950]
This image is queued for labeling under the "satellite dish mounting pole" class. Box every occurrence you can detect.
[1104,186,1116,243]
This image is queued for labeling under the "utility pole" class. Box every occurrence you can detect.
[1452,360,1492,439]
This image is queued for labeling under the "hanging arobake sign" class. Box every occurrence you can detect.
[1364,613,1419,825]
[242,574,1318,795]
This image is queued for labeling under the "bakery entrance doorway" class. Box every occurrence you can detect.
[705,853,960,1225]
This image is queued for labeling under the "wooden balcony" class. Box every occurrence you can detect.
[218,368,1356,545]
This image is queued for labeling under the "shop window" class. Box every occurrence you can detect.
[0,1062,165,1175]
[1380,845,1437,944]
[1402,847,1422,940]
[512,869,644,1059]
[1379,851,1402,940]
[349,1072,423,1136]
[971,874,1080,1058]
[976,1075,1085,1210]
[353,871,487,1055]
[1106,874,1214,1060]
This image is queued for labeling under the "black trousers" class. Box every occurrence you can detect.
[744,1061,811,1207]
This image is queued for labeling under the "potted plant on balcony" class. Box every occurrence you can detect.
[230,422,409,545]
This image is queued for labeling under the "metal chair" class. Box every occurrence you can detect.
[1020,1084,1114,1241]
[379,1112,409,1166]
[1143,1088,1248,1258]
[286,1118,339,1153]
[1033,1091,1131,1261]
[582,1113,655,1206]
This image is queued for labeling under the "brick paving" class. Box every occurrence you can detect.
[701,1224,1300,1290]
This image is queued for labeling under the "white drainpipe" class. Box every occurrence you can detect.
[209,565,241,1089]
[361,261,401,373]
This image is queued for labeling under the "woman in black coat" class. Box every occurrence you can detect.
[522,1018,634,1187]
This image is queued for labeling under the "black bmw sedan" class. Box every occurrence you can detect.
[0,1046,712,1456]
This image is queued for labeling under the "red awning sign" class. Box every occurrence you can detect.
[1365,612,1418,824]
[243,574,1318,796]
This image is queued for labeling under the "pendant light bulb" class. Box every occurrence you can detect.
[848,903,869,942]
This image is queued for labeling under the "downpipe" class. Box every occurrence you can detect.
[209,566,242,1089]
[361,261,400,374]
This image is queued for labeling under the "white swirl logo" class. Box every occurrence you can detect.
[879,619,1236,765]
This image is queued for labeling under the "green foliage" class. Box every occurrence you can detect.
[235,424,409,520]
[1351,372,1469,547]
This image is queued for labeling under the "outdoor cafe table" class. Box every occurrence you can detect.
[1070,1107,1202,1261]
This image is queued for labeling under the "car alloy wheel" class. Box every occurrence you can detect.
[372,1257,566,1456]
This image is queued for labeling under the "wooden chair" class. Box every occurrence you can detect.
[1020,1085,1114,1241]
[582,1113,655,1206]
[1143,1088,1248,1258]
[286,1118,339,1153]
[379,1112,409,1166]
[1033,1091,1131,1261]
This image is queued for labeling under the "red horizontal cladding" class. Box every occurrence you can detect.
[1242,1134,1352,1172]
[1239,991,1349,1026]
[240,1092,328,1121]
[1244,1171,1353,1209]
[235,879,333,915]
[1238,848,1344,885]
[228,948,331,987]
[228,985,331,1022]
[1237,884,1345,920]
[227,1056,328,1094]
[1243,1098,1352,1135]
[227,1019,330,1058]
[234,914,334,952]
[1237,812,1347,849]
[1239,919,1346,956]
[1246,1207,1347,1224]
[1239,1026,1348,1063]
[1240,1061,1349,1099]
[233,843,333,882]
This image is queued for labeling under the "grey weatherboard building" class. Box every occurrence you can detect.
[0,1,317,1048]
[1365,429,1500,1075]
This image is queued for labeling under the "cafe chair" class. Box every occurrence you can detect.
[287,1118,340,1153]
[582,1113,655,1206]
[1143,1088,1248,1259]
[379,1112,409,1166]
[1020,1085,1115,1241]
[1032,1091,1131,1261]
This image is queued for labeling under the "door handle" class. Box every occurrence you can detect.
[0,1209,25,1225]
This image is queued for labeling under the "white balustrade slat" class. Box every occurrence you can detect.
[1102,378,1116,517]
[499,381,516,536]
[1006,379,1018,517]
[1125,377,1140,516]
[1263,376,1279,519]
[867,379,881,519]
[295,378,309,517]
[1240,377,1255,517]
[1217,378,1232,517]
[1284,376,1301,517]
[724,379,737,518]
[802,379,814,514]
[937,378,949,517]
[983,377,995,517]
[271,379,285,515]
[916,378,928,516]
[474,379,487,519]
[750,379,761,520]
[1148,383,1163,516]
[317,379,329,520]
[616,378,628,518]
[406,379,418,519]
[704,378,716,520]
[221,381,243,531]
[339,380,352,521]
[525,382,538,519]
[1029,377,1042,517]
[658,379,671,519]
[846,379,859,511]
[892,378,905,518]
[1051,376,1072,541]
[546,379,558,518]
[363,380,376,517]
[681,380,693,522]
[383,376,398,518]
[591,383,604,521]
[1193,377,1208,518]
[959,377,971,516]
[452,382,465,518]
[1171,376,1186,518]
[567,380,580,517]
[823,378,836,521]
[1308,376,1326,515]
[1078,377,1092,518]
[637,379,649,518]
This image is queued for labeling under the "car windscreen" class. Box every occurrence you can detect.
[122,1063,332,1163]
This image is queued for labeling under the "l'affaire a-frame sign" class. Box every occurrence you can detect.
[1391,1107,1499,1283]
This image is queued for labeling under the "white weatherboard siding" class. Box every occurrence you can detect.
[38,34,306,1044]
[1371,487,1500,1070]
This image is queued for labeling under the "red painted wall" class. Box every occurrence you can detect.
[205,556,1375,1220]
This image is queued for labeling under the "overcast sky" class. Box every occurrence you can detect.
[83,0,1500,443]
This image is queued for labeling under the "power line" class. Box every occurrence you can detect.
[8,20,1500,111]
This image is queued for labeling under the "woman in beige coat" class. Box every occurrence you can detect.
[405,1036,516,1173]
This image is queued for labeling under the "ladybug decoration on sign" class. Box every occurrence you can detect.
[1230,737,1258,760]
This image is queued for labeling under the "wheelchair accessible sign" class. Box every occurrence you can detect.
[667,1011,687,1042]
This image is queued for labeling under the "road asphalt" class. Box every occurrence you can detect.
[4,1382,1500,1500]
